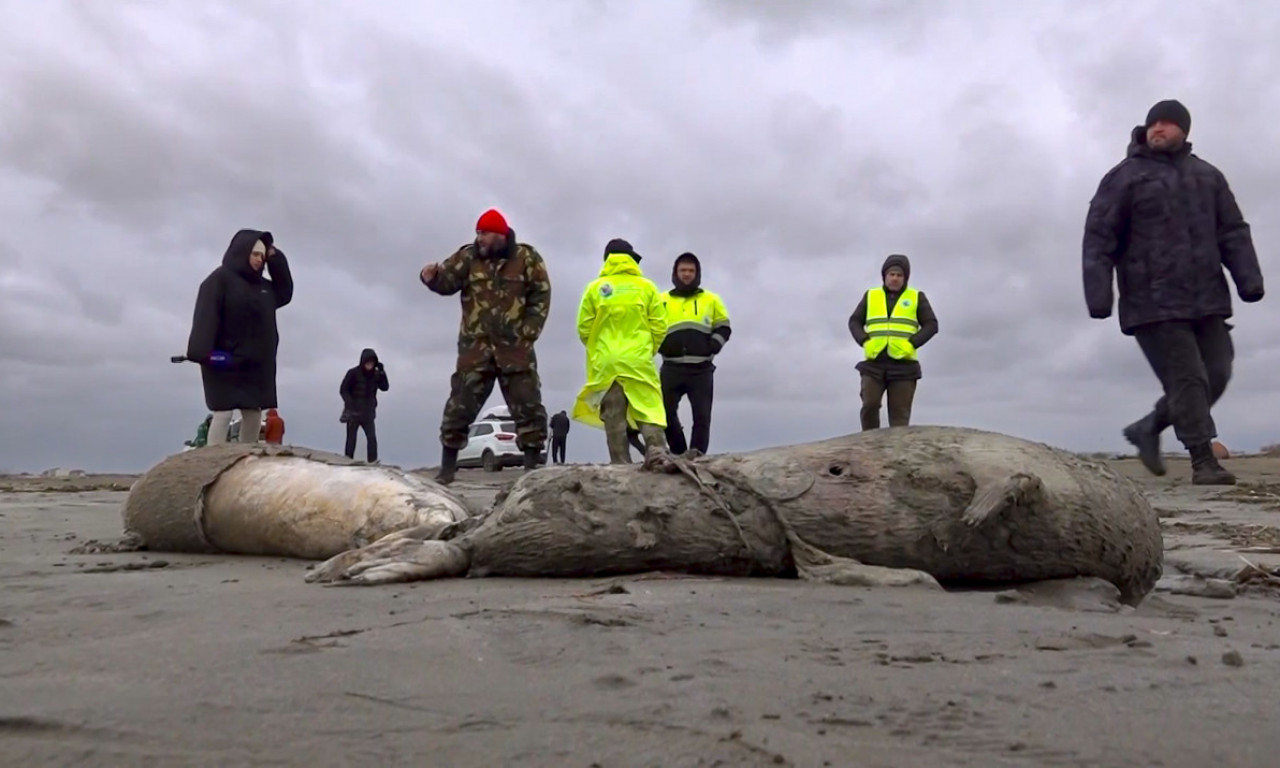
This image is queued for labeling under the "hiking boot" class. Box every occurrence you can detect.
[435,447,458,485]
[683,448,704,460]
[523,448,540,471]
[1123,415,1166,476]
[1189,442,1235,485]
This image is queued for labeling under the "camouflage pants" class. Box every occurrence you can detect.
[440,363,547,452]
[600,381,665,464]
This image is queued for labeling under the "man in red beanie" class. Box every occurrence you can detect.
[420,208,552,484]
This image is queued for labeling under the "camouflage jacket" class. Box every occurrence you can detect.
[424,232,551,372]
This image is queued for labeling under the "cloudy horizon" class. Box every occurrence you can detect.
[1,0,1275,474]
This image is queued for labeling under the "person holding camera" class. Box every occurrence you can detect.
[340,348,390,463]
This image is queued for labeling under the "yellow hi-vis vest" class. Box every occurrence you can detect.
[863,286,920,361]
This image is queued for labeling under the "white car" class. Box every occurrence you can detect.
[457,419,525,472]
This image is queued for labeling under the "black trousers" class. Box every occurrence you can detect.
[1132,317,1233,448]
[661,363,715,455]
[344,415,378,463]
[550,434,567,463]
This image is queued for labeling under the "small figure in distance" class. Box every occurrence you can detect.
[340,348,389,463]
[847,254,938,431]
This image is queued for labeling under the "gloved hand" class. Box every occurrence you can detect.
[207,350,233,369]
[375,362,384,372]
[1240,287,1264,303]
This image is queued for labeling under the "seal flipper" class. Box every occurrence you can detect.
[323,539,470,586]
[787,525,942,590]
[961,472,1043,528]
[307,531,470,586]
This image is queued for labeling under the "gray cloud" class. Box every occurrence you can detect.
[0,0,1277,473]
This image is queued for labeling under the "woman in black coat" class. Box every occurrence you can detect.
[185,229,294,445]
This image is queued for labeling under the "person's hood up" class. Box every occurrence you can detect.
[880,253,911,287]
[1126,124,1192,159]
[599,252,644,278]
[222,229,273,281]
[670,252,702,296]
[360,348,379,366]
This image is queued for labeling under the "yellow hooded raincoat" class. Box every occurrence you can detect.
[572,253,668,430]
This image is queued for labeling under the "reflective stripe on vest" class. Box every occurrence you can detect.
[863,286,920,361]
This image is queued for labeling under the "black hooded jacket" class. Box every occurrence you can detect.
[657,252,733,363]
[846,254,939,380]
[1082,125,1264,334]
[186,229,294,411]
[340,348,390,417]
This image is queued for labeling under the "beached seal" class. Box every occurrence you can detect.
[121,443,474,559]
[307,425,1165,605]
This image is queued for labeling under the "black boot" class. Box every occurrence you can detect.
[1123,415,1166,476]
[1189,442,1235,486]
[435,447,458,485]
[523,448,540,471]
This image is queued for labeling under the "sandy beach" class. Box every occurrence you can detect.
[2,456,1279,767]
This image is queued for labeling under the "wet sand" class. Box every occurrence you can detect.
[2,457,1279,767]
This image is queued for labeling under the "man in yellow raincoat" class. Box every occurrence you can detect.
[573,238,669,463]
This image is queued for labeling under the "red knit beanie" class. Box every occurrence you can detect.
[475,208,509,235]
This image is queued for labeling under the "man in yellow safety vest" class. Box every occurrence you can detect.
[657,251,731,458]
[846,254,939,430]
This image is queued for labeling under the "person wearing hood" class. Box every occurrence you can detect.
[572,238,669,463]
[263,408,286,444]
[186,229,294,445]
[340,348,388,462]
[420,208,552,484]
[847,253,938,431]
[1083,99,1264,486]
[657,251,731,457]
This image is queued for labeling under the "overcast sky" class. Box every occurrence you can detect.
[1,0,1276,473]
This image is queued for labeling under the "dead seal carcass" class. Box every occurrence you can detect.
[121,443,474,559]
[307,425,1164,605]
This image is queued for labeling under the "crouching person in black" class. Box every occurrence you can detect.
[340,348,389,463]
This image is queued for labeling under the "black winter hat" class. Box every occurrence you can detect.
[880,253,911,283]
[604,238,641,263]
[1145,99,1191,135]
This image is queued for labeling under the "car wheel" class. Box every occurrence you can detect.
[482,450,501,472]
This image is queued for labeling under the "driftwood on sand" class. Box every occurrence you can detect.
[121,443,473,560]
[308,426,1165,605]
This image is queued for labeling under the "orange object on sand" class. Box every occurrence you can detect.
[264,409,286,444]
